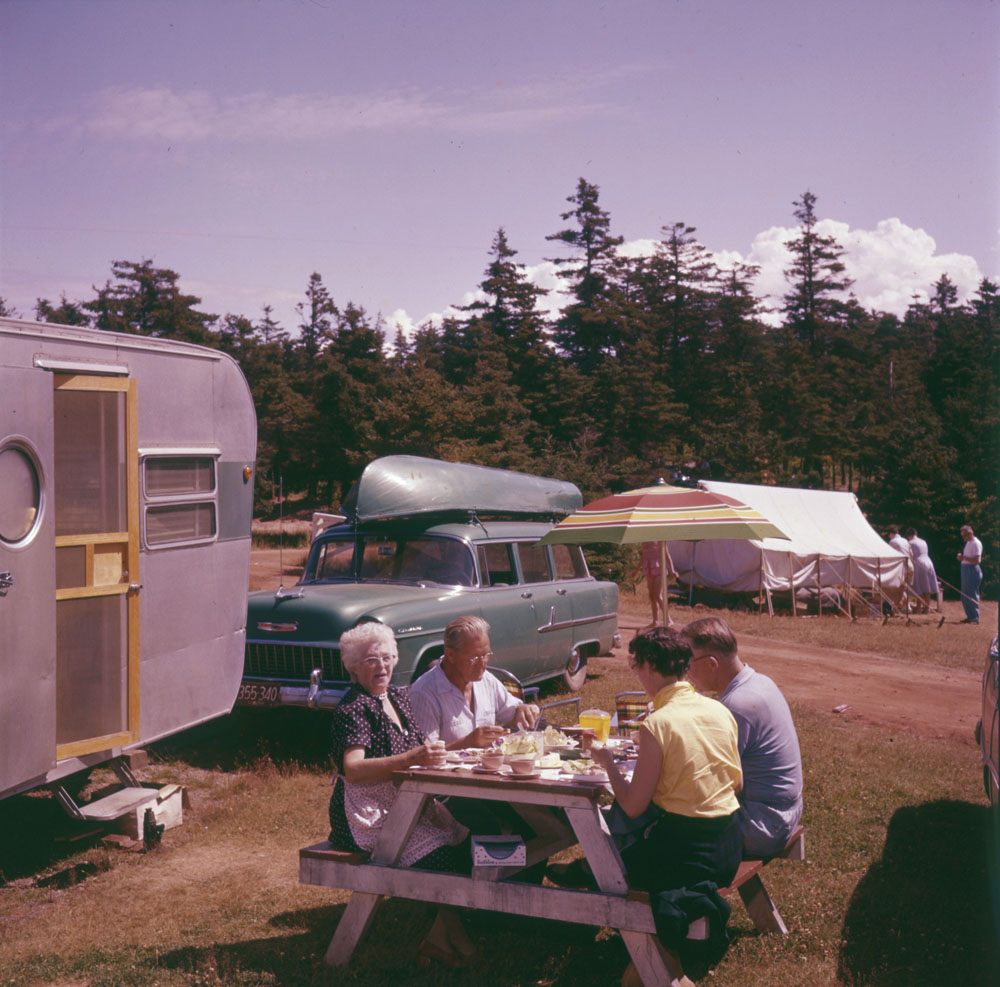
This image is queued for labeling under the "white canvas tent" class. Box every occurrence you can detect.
[666,481,908,610]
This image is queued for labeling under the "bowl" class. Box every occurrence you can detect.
[479,751,504,771]
[508,756,537,775]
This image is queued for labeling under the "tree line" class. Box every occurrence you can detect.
[6,180,997,594]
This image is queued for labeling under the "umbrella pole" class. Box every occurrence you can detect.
[689,542,697,606]
[659,541,672,625]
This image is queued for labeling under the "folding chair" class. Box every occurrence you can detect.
[490,667,581,727]
[612,690,651,735]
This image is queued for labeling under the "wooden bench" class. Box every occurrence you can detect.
[626,825,806,939]
[300,825,805,941]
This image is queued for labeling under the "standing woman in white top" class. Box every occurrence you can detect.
[957,525,984,624]
[905,528,940,614]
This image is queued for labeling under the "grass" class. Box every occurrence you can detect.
[1,617,998,986]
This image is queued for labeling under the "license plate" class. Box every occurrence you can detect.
[236,682,281,706]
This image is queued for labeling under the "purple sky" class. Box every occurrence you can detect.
[2,0,997,335]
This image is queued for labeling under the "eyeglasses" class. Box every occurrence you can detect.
[463,651,493,663]
[362,654,397,668]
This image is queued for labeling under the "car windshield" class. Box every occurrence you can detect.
[306,534,477,586]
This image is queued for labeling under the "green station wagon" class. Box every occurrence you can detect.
[239,456,621,709]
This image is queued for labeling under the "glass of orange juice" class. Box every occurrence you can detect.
[579,709,611,743]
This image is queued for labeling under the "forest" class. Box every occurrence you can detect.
[5,181,997,594]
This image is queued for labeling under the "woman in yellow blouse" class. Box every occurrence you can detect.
[590,626,743,891]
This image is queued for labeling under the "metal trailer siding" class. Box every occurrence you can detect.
[0,319,256,797]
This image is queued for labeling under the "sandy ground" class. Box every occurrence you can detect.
[249,548,986,746]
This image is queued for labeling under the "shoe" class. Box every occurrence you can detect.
[417,939,466,969]
[545,857,596,889]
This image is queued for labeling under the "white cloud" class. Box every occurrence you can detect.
[394,218,986,337]
[739,217,984,322]
[51,79,618,142]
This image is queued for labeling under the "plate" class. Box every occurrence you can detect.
[471,765,504,774]
[504,771,541,780]
[561,770,608,783]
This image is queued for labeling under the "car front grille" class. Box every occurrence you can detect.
[244,641,346,682]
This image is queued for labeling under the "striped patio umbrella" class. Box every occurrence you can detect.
[538,483,789,619]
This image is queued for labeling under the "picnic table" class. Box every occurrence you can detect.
[300,765,803,986]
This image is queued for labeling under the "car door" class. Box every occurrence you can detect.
[512,541,573,680]
[475,541,538,681]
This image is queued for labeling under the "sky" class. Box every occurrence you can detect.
[2,0,998,337]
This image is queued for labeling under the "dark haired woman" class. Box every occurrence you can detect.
[589,626,743,893]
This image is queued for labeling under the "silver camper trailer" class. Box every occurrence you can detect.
[0,318,256,806]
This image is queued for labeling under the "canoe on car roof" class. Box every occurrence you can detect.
[340,455,583,522]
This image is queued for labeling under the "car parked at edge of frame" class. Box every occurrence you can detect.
[976,633,999,807]
[238,456,621,710]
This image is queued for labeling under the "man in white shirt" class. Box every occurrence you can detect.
[957,525,984,624]
[409,615,539,748]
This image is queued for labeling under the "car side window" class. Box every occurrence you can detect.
[552,544,588,579]
[478,542,516,586]
[517,542,552,583]
[315,539,355,580]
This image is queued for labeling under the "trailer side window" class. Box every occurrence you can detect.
[143,455,217,548]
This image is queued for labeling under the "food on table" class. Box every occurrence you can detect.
[543,725,573,747]
[561,758,601,774]
[535,753,562,769]
[500,733,540,755]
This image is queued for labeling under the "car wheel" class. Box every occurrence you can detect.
[563,648,588,691]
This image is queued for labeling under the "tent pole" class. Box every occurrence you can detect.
[876,558,882,617]
[847,556,853,620]
[758,548,765,616]
[816,554,822,616]
[789,551,797,617]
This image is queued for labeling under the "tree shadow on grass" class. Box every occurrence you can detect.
[838,798,1000,986]
[148,706,334,773]
[154,898,632,985]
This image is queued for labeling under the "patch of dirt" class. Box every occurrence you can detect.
[615,616,980,745]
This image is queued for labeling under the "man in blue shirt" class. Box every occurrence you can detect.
[682,617,803,857]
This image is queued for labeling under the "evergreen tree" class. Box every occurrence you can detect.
[782,191,853,351]
[85,259,218,344]
[546,177,625,371]
[35,294,90,326]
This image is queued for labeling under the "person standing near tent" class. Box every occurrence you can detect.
[886,524,913,613]
[906,528,940,614]
[630,542,676,628]
[957,525,983,624]
[681,617,803,857]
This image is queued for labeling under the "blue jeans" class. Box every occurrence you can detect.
[961,563,982,622]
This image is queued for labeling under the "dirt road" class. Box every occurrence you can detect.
[615,615,982,745]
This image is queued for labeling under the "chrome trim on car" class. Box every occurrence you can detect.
[537,608,617,634]
[257,621,299,632]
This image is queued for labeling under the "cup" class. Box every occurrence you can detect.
[508,755,536,775]
[480,750,504,771]
[579,709,611,744]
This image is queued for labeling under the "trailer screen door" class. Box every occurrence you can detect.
[53,375,139,759]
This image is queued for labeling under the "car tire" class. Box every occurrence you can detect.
[563,649,588,691]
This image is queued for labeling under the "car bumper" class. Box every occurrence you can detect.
[236,670,349,709]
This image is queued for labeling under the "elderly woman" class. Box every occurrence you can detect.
[329,622,473,965]
[589,626,743,893]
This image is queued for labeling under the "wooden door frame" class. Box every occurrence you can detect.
[53,374,140,760]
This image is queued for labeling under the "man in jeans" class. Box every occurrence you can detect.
[682,617,803,857]
[957,525,984,624]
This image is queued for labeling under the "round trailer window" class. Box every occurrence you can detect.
[0,443,42,544]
